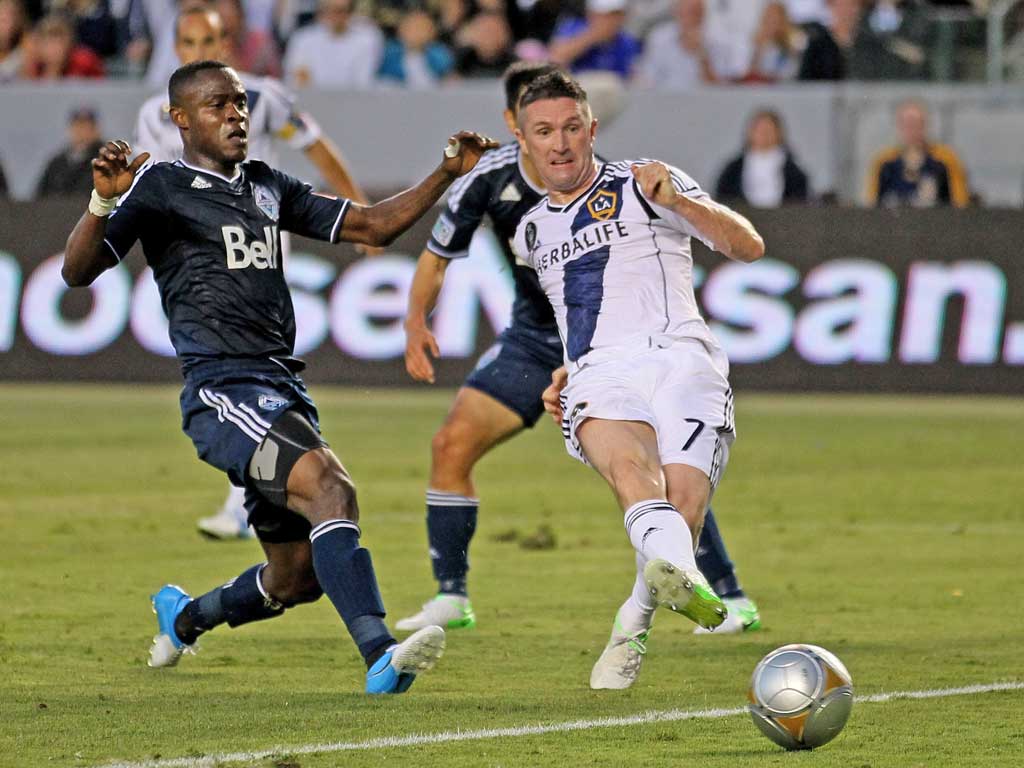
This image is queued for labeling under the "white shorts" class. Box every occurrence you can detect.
[559,338,736,489]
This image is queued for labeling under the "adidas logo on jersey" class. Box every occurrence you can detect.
[222,225,279,270]
[191,175,213,190]
[499,183,521,202]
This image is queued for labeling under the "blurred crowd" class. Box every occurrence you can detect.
[0,0,995,207]
[0,0,992,86]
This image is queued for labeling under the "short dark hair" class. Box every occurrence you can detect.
[502,61,562,112]
[517,71,589,114]
[168,59,230,107]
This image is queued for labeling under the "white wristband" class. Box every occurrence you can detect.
[88,189,119,217]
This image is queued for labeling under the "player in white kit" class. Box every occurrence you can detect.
[511,72,765,689]
[135,5,373,540]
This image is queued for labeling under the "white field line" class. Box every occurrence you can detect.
[98,680,1024,768]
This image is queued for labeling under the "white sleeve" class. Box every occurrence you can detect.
[134,98,178,163]
[258,78,322,150]
[640,162,716,249]
[512,218,534,269]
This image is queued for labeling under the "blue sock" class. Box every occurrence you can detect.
[425,489,478,596]
[309,520,395,666]
[176,564,284,644]
[696,507,745,599]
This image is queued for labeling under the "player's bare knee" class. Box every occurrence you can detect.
[315,466,359,520]
[431,424,476,474]
[607,452,662,499]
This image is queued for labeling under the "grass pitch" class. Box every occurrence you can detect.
[1,385,1021,768]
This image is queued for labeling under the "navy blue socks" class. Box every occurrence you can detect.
[695,507,744,599]
[425,490,478,596]
[309,520,395,666]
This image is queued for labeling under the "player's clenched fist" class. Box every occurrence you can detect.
[630,162,678,208]
[92,140,151,199]
[441,131,500,177]
[542,366,568,425]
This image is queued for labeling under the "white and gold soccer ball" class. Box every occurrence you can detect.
[747,644,853,750]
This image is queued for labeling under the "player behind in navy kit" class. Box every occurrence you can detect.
[396,61,762,640]
[61,60,498,694]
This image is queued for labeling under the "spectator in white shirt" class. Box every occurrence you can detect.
[283,0,383,88]
[715,108,810,207]
[635,0,726,88]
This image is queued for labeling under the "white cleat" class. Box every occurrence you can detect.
[196,505,254,540]
[395,594,476,632]
[590,626,649,690]
[148,633,196,668]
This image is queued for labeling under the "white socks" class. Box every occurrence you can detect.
[623,499,697,572]
[614,553,655,637]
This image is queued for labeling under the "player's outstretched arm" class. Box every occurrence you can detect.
[404,248,451,384]
[338,131,498,249]
[63,141,150,287]
[631,162,765,263]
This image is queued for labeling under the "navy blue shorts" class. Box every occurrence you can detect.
[464,325,564,427]
[180,357,323,543]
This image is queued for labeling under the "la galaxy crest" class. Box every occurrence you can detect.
[253,184,280,221]
[586,188,618,221]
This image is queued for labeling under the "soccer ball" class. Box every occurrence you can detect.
[747,644,853,750]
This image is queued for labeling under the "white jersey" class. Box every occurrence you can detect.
[134,73,320,165]
[512,159,722,371]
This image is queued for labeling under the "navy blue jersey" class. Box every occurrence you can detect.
[426,143,555,334]
[104,159,348,368]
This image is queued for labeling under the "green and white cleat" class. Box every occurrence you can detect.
[395,594,476,632]
[643,559,727,631]
[693,596,761,635]
[590,621,650,690]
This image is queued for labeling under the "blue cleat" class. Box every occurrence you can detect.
[148,584,195,668]
[365,625,445,694]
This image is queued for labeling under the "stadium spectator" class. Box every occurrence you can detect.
[715,108,810,207]
[784,0,830,23]
[745,1,803,82]
[794,0,863,80]
[634,0,725,88]
[131,0,189,86]
[506,0,562,44]
[273,0,319,46]
[0,0,28,82]
[548,0,642,79]
[283,0,383,88]
[215,0,281,77]
[378,9,453,88]
[20,11,104,78]
[66,0,119,60]
[702,0,768,81]
[0,159,8,198]
[866,99,969,207]
[847,0,931,80]
[451,10,515,78]
[36,106,104,198]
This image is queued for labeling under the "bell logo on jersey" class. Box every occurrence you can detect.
[223,225,279,270]
[586,189,618,221]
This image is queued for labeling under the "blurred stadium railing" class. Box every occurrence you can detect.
[4,82,1024,206]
